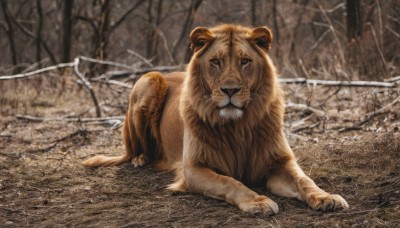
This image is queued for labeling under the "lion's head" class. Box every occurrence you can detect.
[182,24,280,126]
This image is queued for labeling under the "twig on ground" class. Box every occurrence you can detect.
[293,121,320,133]
[0,62,74,80]
[316,87,342,106]
[385,75,400,82]
[104,79,128,113]
[288,113,321,133]
[26,129,88,153]
[96,70,133,80]
[279,78,396,87]
[91,78,132,88]
[16,114,124,123]
[369,95,400,115]
[286,103,325,117]
[339,96,400,132]
[73,57,101,117]
[77,56,134,70]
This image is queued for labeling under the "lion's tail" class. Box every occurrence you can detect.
[81,154,132,167]
[82,112,135,167]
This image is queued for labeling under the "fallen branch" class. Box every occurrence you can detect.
[279,78,396,87]
[16,114,124,123]
[292,121,320,133]
[368,96,400,115]
[0,62,74,80]
[127,49,154,67]
[132,65,184,75]
[1,59,396,89]
[27,129,88,153]
[385,75,400,83]
[77,55,134,70]
[339,96,400,132]
[73,57,101,117]
[285,102,325,117]
[91,78,132,88]
[97,70,133,80]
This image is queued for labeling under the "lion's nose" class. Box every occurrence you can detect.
[220,87,241,97]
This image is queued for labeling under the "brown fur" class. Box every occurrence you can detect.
[82,24,349,214]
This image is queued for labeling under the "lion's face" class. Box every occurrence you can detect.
[184,25,276,124]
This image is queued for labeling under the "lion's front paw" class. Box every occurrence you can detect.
[131,154,149,167]
[238,195,279,215]
[308,193,349,211]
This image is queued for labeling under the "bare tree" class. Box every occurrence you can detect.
[172,0,203,63]
[346,0,362,41]
[62,0,74,63]
[251,0,257,26]
[36,0,43,66]
[1,0,17,66]
[8,9,57,64]
[288,0,310,64]
[94,0,111,62]
[272,0,281,61]
[0,0,398,79]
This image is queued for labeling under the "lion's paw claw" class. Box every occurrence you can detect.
[239,195,279,215]
[131,154,149,167]
[309,193,349,211]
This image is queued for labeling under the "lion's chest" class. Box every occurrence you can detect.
[195,123,279,185]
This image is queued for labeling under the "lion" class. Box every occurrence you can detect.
[82,24,349,214]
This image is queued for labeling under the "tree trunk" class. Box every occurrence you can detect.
[346,0,362,41]
[272,0,281,61]
[182,0,204,63]
[95,0,111,61]
[251,0,257,26]
[146,0,164,65]
[146,0,154,59]
[1,0,17,66]
[90,0,111,74]
[172,0,203,63]
[62,0,74,63]
[36,0,43,67]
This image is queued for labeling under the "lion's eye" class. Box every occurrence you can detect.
[241,58,251,65]
[210,59,220,66]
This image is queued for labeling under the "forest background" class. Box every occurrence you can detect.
[1,0,399,80]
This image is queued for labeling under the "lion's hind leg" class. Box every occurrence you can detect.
[82,72,167,168]
[127,72,168,167]
[267,160,349,211]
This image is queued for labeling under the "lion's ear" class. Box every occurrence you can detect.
[190,27,214,52]
[247,27,273,52]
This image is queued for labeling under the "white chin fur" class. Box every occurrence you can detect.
[219,108,243,120]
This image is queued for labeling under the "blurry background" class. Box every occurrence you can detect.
[1,0,399,80]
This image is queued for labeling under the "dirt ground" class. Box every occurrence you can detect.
[0,74,399,227]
